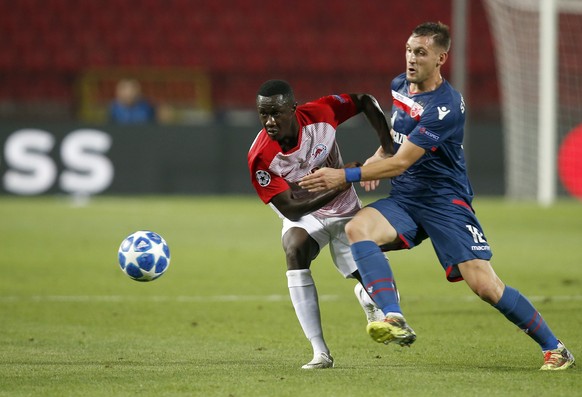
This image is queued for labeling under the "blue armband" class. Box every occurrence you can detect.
[344,167,362,183]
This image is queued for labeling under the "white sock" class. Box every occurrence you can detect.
[354,283,385,322]
[286,269,329,356]
[386,312,404,319]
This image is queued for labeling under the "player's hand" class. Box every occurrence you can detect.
[359,156,383,192]
[360,179,380,192]
[299,167,346,192]
[336,161,362,191]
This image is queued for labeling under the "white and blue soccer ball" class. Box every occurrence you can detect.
[118,231,170,282]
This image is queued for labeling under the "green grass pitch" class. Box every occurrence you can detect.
[1,195,580,396]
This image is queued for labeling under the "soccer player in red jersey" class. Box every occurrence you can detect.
[248,79,392,369]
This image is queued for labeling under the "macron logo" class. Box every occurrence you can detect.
[437,106,451,120]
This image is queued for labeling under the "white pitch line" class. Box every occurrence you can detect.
[0,295,581,303]
[0,294,337,303]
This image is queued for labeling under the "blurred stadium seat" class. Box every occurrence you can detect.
[0,0,498,121]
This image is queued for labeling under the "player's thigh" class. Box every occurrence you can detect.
[324,217,358,278]
[350,198,422,248]
[282,227,318,253]
[282,215,330,255]
[345,207,399,245]
[458,259,504,304]
[421,200,492,281]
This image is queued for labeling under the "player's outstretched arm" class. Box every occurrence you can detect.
[270,185,346,221]
[350,94,394,155]
[299,140,425,192]
[271,162,360,221]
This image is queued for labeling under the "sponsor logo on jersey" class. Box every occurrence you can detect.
[437,106,451,120]
[393,131,407,145]
[255,170,271,187]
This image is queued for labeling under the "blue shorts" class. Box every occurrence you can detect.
[367,195,493,282]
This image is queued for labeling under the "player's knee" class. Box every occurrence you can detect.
[471,283,498,304]
[283,241,314,270]
[460,260,504,304]
[284,249,309,270]
[345,218,367,243]
[467,278,504,305]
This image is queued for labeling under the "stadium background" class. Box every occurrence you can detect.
[1,0,503,196]
[1,2,580,393]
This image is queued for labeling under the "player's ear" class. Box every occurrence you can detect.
[437,52,448,67]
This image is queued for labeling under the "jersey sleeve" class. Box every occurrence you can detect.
[311,94,359,126]
[248,153,289,204]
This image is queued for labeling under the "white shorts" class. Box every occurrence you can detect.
[281,214,357,278]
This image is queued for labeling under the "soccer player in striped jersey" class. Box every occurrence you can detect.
[299,22,574,371]
[248,79,392,369]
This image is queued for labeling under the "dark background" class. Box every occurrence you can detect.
[0,0,505,196]
[0,118,504,196]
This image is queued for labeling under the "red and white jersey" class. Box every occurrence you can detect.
[248,94,361,219]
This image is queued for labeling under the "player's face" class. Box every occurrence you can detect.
[256,94,297,140]
[405,35,443,85]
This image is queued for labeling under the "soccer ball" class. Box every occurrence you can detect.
[118,230,171,282]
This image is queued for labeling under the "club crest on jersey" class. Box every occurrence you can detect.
[410,102,424,118]
[255,170,271,187]
[311,143,328,162]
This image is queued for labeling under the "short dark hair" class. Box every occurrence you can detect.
[412,22,451,51]
[257,79,294,99]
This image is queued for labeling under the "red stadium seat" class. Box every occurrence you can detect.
[0,0,499,112]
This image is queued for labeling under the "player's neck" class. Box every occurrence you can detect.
[410,74,443,94]
[278,120,300,152]
[279,137,297,153]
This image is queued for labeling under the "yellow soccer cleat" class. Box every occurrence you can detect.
[540,341,576,371]
[366,314,416,347]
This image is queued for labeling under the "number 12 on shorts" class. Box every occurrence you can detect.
[466,224,487,244]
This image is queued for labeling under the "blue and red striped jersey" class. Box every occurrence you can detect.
[389,72,474,203]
